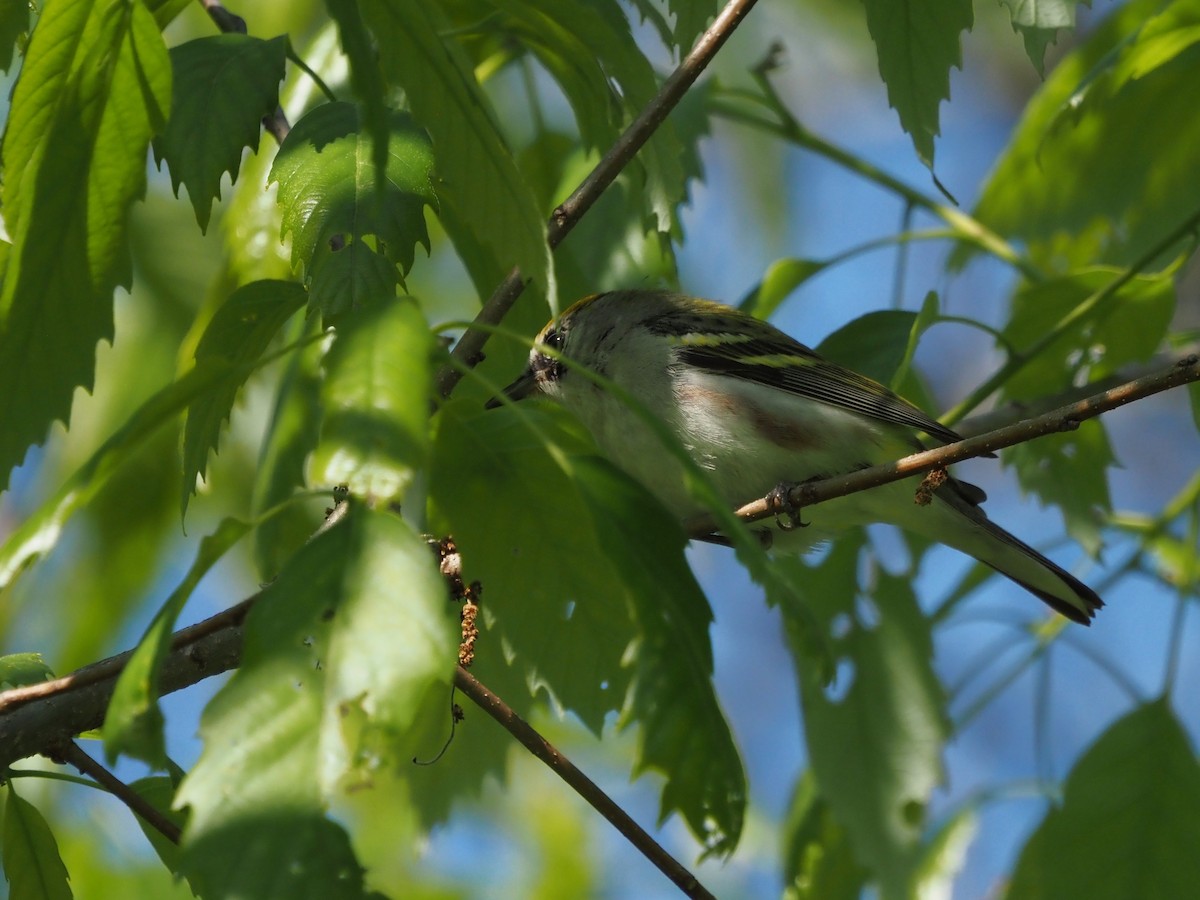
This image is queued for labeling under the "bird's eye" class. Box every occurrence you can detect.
[544,329,565,352]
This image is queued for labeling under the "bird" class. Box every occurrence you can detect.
[491,289,1102,624]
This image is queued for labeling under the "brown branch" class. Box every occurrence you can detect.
[55,742,183,845]
[435,0,762,399]
[686,353,1200,537]
[453,667,716,900]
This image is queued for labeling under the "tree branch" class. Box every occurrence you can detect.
[435,0,762,399]
[454,668,715,899]
[55,742,183,845]
[685,353,1200,538]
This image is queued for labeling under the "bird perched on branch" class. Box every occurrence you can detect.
[492,289,1102,624]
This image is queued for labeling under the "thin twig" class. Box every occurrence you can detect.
[686,354,1200,537]
[453,667,716,900]
[55,742,183,844]
[435,0,762,399]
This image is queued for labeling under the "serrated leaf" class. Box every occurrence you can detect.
[176,508,454,899]
[363,0,554,302]
[861,0,973,166]
[1000,0,1079,74]
[0,359,253,591]
[574,455,745,857]
[310,298,432,503]
[1010,699,1200,899]
[785,540,949,898]
[154,34,287,232]
[2,783,72,900]
[490,0,693,232]
[0,652,53,689]
[428,402,637,731]
[971,0,1200,266]
[182,280,307,516]
[668,0,718,53]
[271,101,435,283]
[309,240,400,320]
[0,0,171,492]
[103,518,251,767]
[1006,424,1113,557]
[1002,268,1175,402]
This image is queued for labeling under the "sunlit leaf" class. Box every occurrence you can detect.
[182,280,307,515]
[0,0,171,491]
[103,518,251,767]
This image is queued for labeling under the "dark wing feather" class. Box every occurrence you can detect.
[673,332,963,445]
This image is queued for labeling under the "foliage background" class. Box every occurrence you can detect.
[1,0,1198,898]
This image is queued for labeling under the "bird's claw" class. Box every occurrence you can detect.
[767,481,808,530]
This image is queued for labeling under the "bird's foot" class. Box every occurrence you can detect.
[766,481,809,531]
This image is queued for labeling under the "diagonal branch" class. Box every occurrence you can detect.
[685,353,1200,538]
[454,668,715,899]
[434,0,763,399]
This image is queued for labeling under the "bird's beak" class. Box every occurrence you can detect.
[485,368,540,409]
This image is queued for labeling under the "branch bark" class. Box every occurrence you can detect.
[434,0,763,398]
[686,352,1200,537]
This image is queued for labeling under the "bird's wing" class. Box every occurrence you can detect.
[671,331,964,445]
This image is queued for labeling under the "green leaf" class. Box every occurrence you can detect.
[128,774,189,882]
[0,0,172,491]
[103,518,251,767]
[252,329,325,581]
[783,772,869,900]
[739,257,830,320]
[999,0,1079,74]
[785,539,949,898]
[363,0,554,302]
[0,0,29,72]
[910,807,976,899]
[154,35,288,232]
[428,402,637,731]
[816,310,920,388]
[0,359,254,591]
[270,101,436,280]
[668,0,718,54]
[861,0,973,166]
[2,783,72,900]
[182,280,307,516]
[492,0,691,233]
[972,0,1200,266]
[1006,424,1113,558]
[177,508,454,898]
[324,0,391,189]
[573,456,745,857]
[309,239,400,320]
[310,298,433,503]
[1009,699,1200,899]
[1002,269,1175,401]
[0,653,54,689]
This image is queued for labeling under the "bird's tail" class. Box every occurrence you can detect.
[921,483,1103,624]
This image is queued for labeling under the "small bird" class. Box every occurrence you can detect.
[493,289,1102,624]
